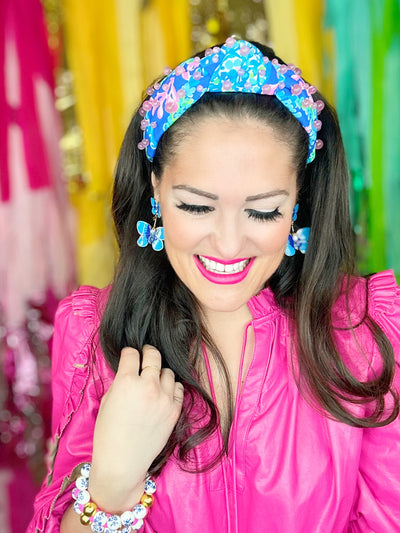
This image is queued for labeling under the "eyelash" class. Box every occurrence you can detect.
[177,203,214,214]
[245,208,282,222]
[177,203,282,222]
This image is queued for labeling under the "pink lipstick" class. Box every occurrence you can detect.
[194,255,255,285]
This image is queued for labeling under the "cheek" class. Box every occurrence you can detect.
[257,221,290,254]
[162,210,205,252]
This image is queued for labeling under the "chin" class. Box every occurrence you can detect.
[197,292,252,315]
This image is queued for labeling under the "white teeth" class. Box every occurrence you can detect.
[198,256,250,274]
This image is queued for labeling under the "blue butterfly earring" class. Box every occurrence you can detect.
[136,197,165,251]
[284,204,310,256]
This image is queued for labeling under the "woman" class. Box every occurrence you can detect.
[29,38,400,532]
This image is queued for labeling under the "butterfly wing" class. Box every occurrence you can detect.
[285,234,296,256]
[292,203,299,222]
[151,227,165,251]
[294,227,310,254]
[151,197,161,217]
[137,221,151,247]
[151,197,156,215]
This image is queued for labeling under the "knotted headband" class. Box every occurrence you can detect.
[138,37,324,164]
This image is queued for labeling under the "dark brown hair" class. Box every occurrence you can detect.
[100,42,398,474]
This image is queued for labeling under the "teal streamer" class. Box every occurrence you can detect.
[325,0,400,276]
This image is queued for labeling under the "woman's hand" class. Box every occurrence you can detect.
[88,345,184,513]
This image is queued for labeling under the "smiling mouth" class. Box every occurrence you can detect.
[197,255,251,274]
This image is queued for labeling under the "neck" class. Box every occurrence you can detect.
[202,305,253,348]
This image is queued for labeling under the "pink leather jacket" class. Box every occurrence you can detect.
[28,270,400,532]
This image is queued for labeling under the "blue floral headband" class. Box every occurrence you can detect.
[138,37,324,164]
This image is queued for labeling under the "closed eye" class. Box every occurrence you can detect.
[245,208,282,222]
[176,203,214,214]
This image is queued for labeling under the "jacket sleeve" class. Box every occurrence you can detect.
[349,270,400,532]
[27,286,160,533]
[27,286,114,533]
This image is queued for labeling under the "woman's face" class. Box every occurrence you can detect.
[153,116,298,316]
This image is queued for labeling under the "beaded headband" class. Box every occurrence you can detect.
[138,37,324,164]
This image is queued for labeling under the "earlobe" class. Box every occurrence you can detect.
[151,172,160,201]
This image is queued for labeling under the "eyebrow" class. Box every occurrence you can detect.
[245,190,289,201]
[173,185,289,202]
[172,185,218,200]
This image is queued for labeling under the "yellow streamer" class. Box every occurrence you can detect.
[263,0,334,102]
[140,0,192,86]
[63,0,127,286]
[62,0,191,287]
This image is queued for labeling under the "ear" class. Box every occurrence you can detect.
[151,172,160,201]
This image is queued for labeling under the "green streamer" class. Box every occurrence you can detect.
[381,0,400,274]
[325,0,400,276]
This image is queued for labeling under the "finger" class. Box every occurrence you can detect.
[141,345,162,372]
[140,365,161,377]
[173,382,184,404]
[118,347,140,376]
[159,367,176,391]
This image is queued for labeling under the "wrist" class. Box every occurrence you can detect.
[89,482,146,514]
[72,463,156,531]
[88,465,148,512]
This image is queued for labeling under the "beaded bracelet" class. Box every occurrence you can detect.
[72,463,156,532]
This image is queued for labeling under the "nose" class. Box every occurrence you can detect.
[210,212,246,259]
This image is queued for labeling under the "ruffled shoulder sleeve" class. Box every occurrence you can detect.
[50,285,112,437]
[349,271,400,531]
[367,270,400,354]
[28,285,114,532]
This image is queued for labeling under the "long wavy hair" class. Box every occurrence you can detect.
[100,42,398,475]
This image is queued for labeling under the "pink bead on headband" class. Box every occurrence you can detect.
[139,37,324,164]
